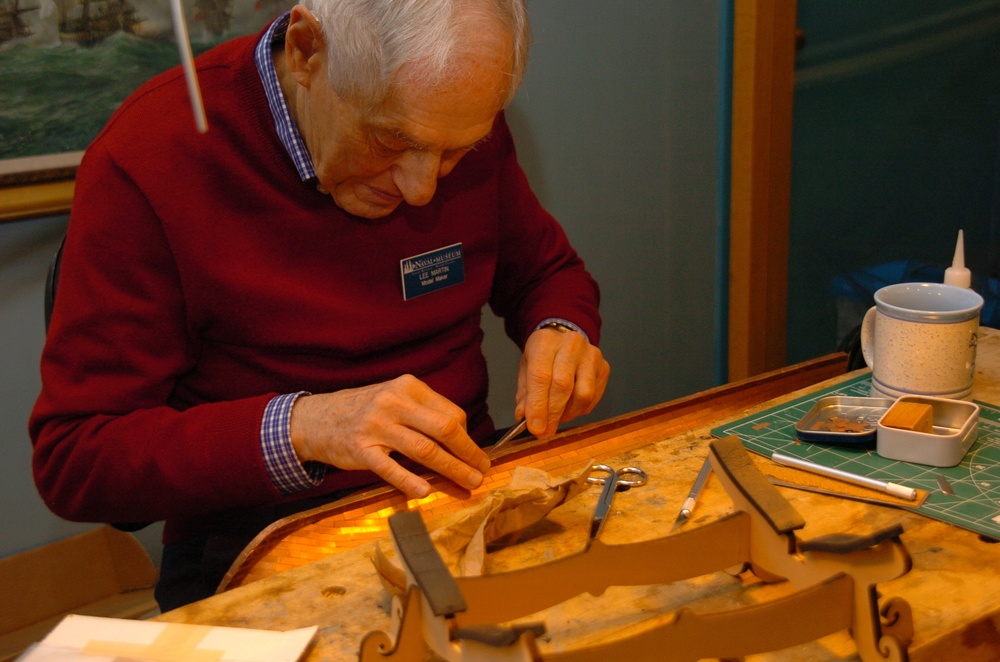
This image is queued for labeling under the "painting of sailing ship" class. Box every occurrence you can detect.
[193,0,230,36]
[0,0,38,42]
[57,0,144,45]
[0,0,293,184]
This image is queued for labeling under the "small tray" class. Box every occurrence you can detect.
[795,396,896,445]
[876,395,980,467]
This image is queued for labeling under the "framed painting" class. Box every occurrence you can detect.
[0,0,293,221]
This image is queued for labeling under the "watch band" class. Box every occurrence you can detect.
[539,321,574,333]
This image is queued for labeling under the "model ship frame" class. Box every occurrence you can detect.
[362,436,914,662]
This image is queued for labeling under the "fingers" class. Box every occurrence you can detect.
[289,376,490,499]
[405,380,490,474]
[518,329,611,437]
[559,345,610,420]
[387,417,488,493]
[357,444,433,498]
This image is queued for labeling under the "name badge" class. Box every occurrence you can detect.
[400,243,465,301]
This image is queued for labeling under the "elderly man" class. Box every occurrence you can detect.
[30,0,608,610]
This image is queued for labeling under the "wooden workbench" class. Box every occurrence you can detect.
[157,328,1000,660]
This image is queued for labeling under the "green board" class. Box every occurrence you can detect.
[711,373,1000,541]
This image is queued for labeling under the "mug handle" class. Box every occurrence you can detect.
[860,306,877,370]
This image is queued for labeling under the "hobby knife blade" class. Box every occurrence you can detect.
[936,474,956,495]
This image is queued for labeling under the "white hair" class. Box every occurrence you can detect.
[302,0,531,110]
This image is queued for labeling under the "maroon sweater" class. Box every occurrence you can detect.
[29,29,601,543]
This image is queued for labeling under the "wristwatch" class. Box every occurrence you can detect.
[539,321,575,334]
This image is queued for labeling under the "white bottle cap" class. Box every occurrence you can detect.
[944,229,971,288]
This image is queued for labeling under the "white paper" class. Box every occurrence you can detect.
[18,614,317,662]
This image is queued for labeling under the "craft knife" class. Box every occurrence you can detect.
[672,456,712,530]
[771,451,918,501]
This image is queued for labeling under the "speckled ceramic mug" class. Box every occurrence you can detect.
[860,282,983,400]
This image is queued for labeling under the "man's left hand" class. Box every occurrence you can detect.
[515,326,610,438]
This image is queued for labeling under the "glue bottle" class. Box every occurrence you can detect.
[944,229,972,288]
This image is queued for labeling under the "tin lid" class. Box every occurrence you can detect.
[795,396,896,446]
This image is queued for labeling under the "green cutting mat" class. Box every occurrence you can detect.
[711,373,1000,541]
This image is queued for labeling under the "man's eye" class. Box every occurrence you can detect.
[447,146,473,158]
[372,135,405,156]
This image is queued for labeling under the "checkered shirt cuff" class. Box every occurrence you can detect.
[261,392,326,494]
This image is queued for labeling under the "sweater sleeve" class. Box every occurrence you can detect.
[29,144,285,525]
[488,116,602,347]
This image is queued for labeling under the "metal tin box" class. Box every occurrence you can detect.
[795,396,896,445]
[876,395,979,467]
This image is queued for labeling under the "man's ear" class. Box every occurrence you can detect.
[285,5,325,88]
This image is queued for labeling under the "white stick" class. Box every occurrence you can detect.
[771,452,917,501]
[170,0,208,133]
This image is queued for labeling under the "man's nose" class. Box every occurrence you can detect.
[392,151,441,207]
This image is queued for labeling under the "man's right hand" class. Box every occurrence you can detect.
[288,375,490,499]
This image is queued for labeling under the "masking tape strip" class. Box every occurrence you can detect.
[82,623,224,662]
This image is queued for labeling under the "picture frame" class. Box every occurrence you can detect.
[0,153,80,222]
[0,0,292,222]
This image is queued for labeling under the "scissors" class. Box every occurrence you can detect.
[587,464,648,540]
